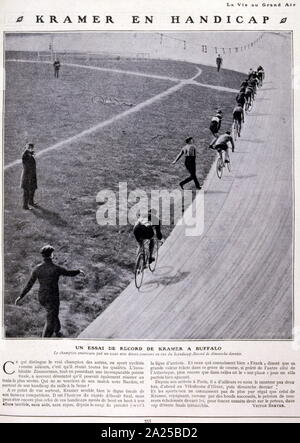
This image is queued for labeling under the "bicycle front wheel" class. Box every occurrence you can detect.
[246,100,253,114]
[216,158,223,179]
[149,240,159,272]
[135,253,145,289]
[232,121,238,141]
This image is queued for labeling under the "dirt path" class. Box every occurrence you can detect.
[79,33,293,340]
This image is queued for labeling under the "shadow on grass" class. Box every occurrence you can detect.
[32,205,69,227]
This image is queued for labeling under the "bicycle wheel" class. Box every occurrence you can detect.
[216,157,223,179]
[135,253,145,289]
[232,121,238,141]
[246,100,252,114]
[149,239,159,272]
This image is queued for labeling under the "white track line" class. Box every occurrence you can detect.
[4,80,190,171]
[4,63,237,171]
[6,59,239,93]
[6,59,183,83]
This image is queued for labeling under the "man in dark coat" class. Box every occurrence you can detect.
[53,59,61,78]
[21,143,37,210]
[15,245,85,338]
[216,54,223,72]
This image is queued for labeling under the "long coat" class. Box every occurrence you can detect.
[20,258,80,307]
[20,149,37,190]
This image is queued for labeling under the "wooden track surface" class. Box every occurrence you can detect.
[79,34,293,340]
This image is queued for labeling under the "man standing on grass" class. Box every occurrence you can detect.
[172,137,202,190]
[216,54,223,72]
[15,245,85,338]
[20,143,38,210]
[53,59,61,78]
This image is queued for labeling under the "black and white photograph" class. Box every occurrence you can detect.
[3,30,293,340]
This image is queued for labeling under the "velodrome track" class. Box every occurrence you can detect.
[80,33,293,340]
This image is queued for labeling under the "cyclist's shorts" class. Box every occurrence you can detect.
[215,143,228,152]
[233,111,242,121]
[133,223,154,243]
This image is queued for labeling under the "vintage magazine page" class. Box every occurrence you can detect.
[0,0,299,424]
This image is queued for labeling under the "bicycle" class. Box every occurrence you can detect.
[245,97,253,113]
[134,238,160,289]
[216,150,231,179]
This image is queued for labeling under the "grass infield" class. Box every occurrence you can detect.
[4,56,245,337]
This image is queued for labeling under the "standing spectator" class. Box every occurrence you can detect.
[172,137,201,190]
[15,245,85,338]
[216,54,223,72]
[53,59,61,78]
[20,143,37,210]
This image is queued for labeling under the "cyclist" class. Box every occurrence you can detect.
[233,105,244,137]
[210,130,235,164]
[257,66,265,86]
[133,210,163,265]
[245,85,254,107]
[240,79,249,90]
[248,75,259,96]
[236,90,246,108]
[248,68,256,80]
[209,110,223,137]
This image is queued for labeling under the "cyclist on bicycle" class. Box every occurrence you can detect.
[257,66,265,86]
[248,75,259,96]
[245,85,255,106]
[236,90,246,108]
[133,209,163,265]
[210,130,235,164]
[233,105,244,137]
[240,79,249,90]
[209,110,223,137]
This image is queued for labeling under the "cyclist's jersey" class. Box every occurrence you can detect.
[249,78,258,87]
[233,106,244,123]
[236,92,246,105]
[245,87,253,96]
[215,134,234,150]
[233,106,243,117]
[210,116,222,132]
[134,217,151,229]
[240,80,248,89]
[134,216,163,242]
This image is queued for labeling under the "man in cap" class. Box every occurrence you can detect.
[172,137,201,190]
[53,59,61,78]
[20,143,37,210]
[216,54,223,72]
[15,245,84,338]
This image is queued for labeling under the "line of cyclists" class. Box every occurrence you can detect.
[133,65,265,273]
[209,65,265,165]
